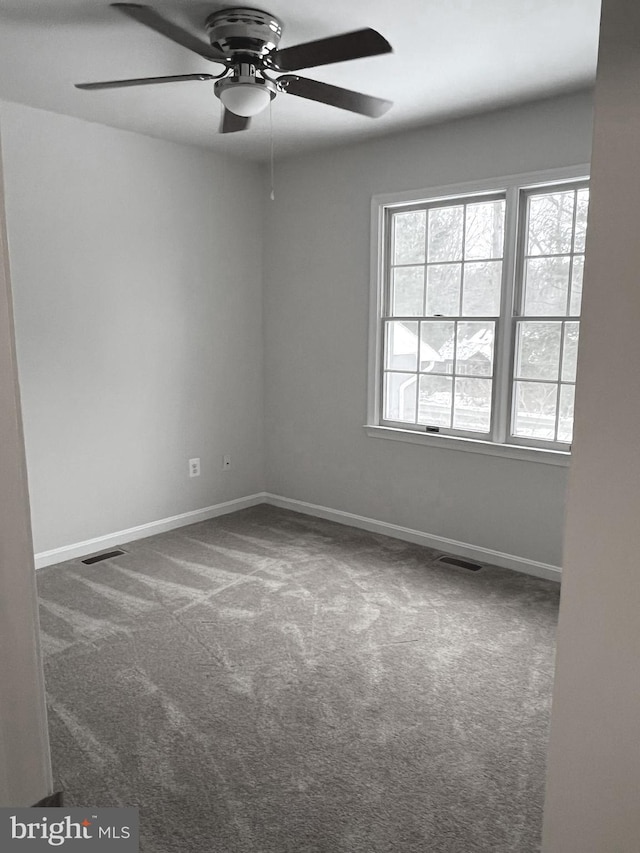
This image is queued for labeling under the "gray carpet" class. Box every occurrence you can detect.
[36,505,559,853]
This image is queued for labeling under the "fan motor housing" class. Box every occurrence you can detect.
[205,7,283,58]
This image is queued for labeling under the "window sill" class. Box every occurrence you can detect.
[364,425,571,467]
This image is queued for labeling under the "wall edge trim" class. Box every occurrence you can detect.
[34,492,268,569]
[263,493,562,582]
[35,490,562,582]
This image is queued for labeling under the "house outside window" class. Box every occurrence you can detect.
[368,168,589,462]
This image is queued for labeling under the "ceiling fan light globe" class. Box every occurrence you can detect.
[219,84,271,117]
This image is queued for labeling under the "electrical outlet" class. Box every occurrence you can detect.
[222,454,232,470]
[189,458,200,478]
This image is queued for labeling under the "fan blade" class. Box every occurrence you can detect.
[76,73,216,90]
[270,28,391,72]
[112,3,227,63]
[220,109,251,133]
[279,75,392,118]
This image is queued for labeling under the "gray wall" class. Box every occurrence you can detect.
[0,132,51,806]
[0,101,265,554]
[543,0,640,847]
[1,92,595,568]
[262,92,594,567]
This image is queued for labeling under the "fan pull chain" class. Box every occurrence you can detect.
[269,98,275,201]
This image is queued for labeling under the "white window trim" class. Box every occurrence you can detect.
[366,165,590,465]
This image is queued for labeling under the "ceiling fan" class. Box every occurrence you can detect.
[75,4,393,133]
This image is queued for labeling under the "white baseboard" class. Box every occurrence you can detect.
[35,489,562,583]
[263,493,562,583]
[34,492,268,569]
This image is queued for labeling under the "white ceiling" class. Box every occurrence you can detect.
[0,0,601,162]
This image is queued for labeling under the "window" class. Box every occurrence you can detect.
[370,170,589,458]
[512,185,588,446]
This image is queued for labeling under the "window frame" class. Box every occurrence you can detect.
[507,179,589,451]
[381,190,507,441]
[367,166,590,466]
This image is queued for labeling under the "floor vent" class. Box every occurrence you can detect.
[437,555,482,571]
[82,549,126,565]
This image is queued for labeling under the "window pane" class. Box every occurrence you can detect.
[527,190,575,256]
[561,322,580,382]
[391,267,424,316]
[420,321,455,374]
[462,261,502,316]
[385,321,418,370]
[426,264,461,316]
[418,375,452,427]
[453,378,492,433]
[428,205,464,262]
[558,384,575,443]
[515,322,562,381]
[456,322,494,376]
[524,257,571,316]
[464,200,505,260]
[384,372,417,422]
[393,211,426,264]
[512,381,557,440]
[569,256,584,316]
[574,188,590,253]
